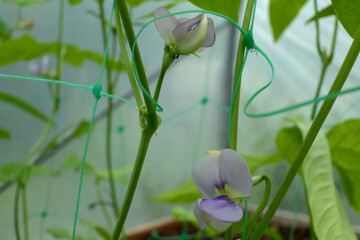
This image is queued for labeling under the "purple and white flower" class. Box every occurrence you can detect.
[192,149,252,232]
[154,7,215,55]
[29,56,49,75]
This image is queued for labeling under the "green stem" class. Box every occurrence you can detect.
[21,185,29,240]
[246,175,271,239]
[229,0,255,150]
[14,182,21,240]
[99,0,120,217]
[225,226,233,240]
[154,46,175,102]
[114,2,144,108]
[310,63,327,119]
[250,24,360,240]
[111,130,153,240]
[95,181,113,228]
[115,0,157,126]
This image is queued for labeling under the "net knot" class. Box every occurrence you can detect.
[201,97,208,105]
[41,211,48,218]
[244,31,254,50]
[92,83,102,99]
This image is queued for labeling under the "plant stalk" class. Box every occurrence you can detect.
[21,185,29,240]
[229,0,255,150]
[95,181,113,228]
[14,182,21,240]
[250,24,360,240]
[154,46,175,102]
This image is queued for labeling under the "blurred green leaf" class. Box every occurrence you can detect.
[30,165,59,176]
[95,166,133,183]
[0,35,125,71]
[4,0,52,6]
[94,225,111,240]
[69,0,83,5]
[287,116,356,240]
[0,163,23,182]
[0,91,49,122]
[270,0,308,41]
[46,227,71,239]
[136,0,185,20]
[61,153,95,177]
[152,178,201,203]
[125,0,148,6]
[306,5,335,24]
[69,121,90,138]
[187,0,241,22]
[332,0,360,38]
[0,127,11,139]
[243,152,282,174]
[327,119,360,215]
[0,18,12,42]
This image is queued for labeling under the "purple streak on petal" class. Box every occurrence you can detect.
[154,7,178,43]
[200,195,243,223]
[198,199,233,232]
[191,154,221,199]
[172,14,203,44]
[194,199,207,230]
[219,149,252,199]
[201,18,215,48]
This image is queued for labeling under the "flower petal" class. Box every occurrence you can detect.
[172,14,208,54]
[200,195,243,222]
[191,154,221,199]
[201,18,215,48]
[194,199,207,230]
[154,7,178,43]
[198,198,233,232]
[219,149,252,199]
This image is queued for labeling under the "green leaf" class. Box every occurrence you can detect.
[243,152,282,174]
[270,0,308,41]
[306,5,335,24]
[93,226,111,240]
[136,0,185,20]
[30,165,59,177]
[187,0,241,23]
[332,0,360,38]
[0,163,23,182]
[95,166,133,183]
[287,116,357,240]
[61,153,95,177]
[46,227,71,239]
[0,91,48,122]
[69,0,83,5]
[152,178,201,203]
[0,18,12,42]
[326,119,360,215]
[0,127,11,139]
[69,121,90,138]
[0,35,125,71]
[4,0,52,6]
[125,0,148,6]
[275,126,304,175]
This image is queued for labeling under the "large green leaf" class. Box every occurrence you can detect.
[327,119,360,215]
[187,0,241,23]
[0,35,125,71]
[243,152,282,174]
[270,0,308,41]
[4,0,52,6]
[0,18,12,42]
[0,91,48,122]
[0,127,11,139]
[69,0,83,5]
[275,126,303,175]
[152,178,201,203]
[306,5,335,24]
[332,0,360,38]
[288,116,356,240]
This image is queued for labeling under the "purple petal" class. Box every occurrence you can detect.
[219,149,252,199]
[191,154,221,199]
[154,7,178,43]
[201,18,215,48]
[200,195,243,222]
[194,199,207,230]
[29,61,40,74]
[172,14,208,54]
[197,198,233,232]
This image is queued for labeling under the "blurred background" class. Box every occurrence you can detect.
[0,0,359,239]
